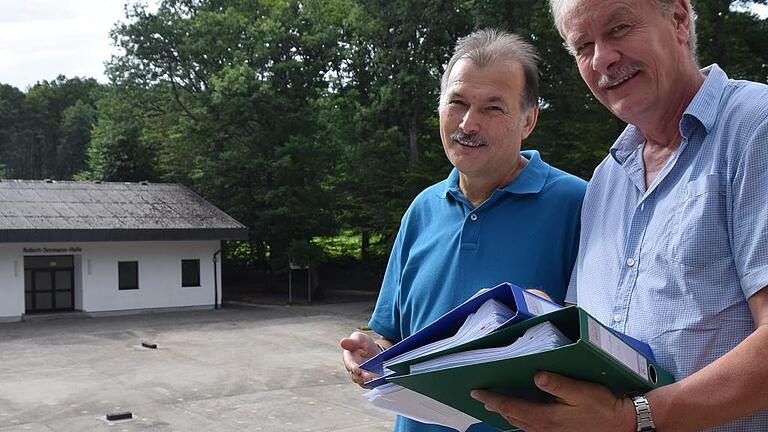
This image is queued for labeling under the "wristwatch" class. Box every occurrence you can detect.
[631,394,656,431]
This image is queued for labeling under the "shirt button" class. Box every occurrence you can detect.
[470,214,478,221]
[626,258,636,267]
[613,314,623,323]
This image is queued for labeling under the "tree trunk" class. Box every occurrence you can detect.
[310,266,322,301]
[361,229,370,261]
[408,118,419,166]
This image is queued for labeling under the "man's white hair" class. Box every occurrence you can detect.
[548,0,698,60]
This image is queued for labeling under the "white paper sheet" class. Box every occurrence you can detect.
[365,383,481,432]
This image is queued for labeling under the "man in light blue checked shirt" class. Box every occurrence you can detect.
[472,0,768,431]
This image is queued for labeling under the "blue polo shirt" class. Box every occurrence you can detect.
[369,150,586,432]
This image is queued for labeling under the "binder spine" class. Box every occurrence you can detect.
[581,313,659,387]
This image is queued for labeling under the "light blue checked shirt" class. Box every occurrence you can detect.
[567,64,768,430]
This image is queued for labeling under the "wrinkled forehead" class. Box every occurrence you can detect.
[442,59,525,103]
[552,0,581,21]
[555,0,595,35]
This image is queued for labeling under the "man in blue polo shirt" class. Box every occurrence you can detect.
[340,29,586,432]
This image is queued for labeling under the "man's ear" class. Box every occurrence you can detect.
[672,0,693,46]
[521,106,539,140]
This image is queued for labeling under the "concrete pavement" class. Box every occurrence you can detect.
[0,298,394,431]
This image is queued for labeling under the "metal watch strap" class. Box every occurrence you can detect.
[632,394,656,432]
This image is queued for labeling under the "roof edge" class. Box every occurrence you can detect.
[0,228,249,243]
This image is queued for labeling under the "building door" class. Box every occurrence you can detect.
[24,256,75,313]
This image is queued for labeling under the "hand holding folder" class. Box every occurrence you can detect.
[356,282,675,431]
[388,306,675,431]
[341,331,385,387]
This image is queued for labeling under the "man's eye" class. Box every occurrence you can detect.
[576,42,594,56]
[449,100,466,106]
[487,106,503,112]
[611,24,630,35]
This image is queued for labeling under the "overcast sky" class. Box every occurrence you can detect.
[0,1,133,91]
[1,1,767,92]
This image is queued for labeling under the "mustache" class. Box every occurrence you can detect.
[597,62,642,89]
[450,131,489,146]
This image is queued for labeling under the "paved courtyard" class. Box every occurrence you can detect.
[0,298,394,431]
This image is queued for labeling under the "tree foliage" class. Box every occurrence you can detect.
[0,0,765,271]
[0,76,103,179]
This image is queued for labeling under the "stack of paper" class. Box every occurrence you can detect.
[383,299,515,371]
[365,383,482,432]
[364,321,568,432]
[386,306,675,431]
[355,281,675,431]
[360,282,561,383]
[410,321,571,374]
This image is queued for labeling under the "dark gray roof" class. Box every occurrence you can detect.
[0,180,248,242]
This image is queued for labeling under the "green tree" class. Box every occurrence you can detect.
[324,0,475,256]
[97,0,767,271]
[106,0,352,267]
[695,0,768,82]
[0,84,27,178]
[86,87,160,182]
[0,76,103,180]
[59,101,96,177]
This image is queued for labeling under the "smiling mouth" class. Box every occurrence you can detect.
[599,66,641,91]
[450,132,488,148]
[456,139,486,148]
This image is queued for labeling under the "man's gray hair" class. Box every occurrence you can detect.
[439,29,540,112]
[548,0,698,60]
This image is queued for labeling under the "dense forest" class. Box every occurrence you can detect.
[1,0,766,278]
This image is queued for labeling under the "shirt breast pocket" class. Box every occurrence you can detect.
[668,174,731,269]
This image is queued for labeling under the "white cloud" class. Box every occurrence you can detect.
[0,0,126,90]
[752,4,768,18]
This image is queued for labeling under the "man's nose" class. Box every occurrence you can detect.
[459,108,481,134]
[592,40,620,76]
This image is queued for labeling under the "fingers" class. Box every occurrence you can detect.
[471,389,508,414]
[340,332,376,354]
[340,332,377,368]
[470,390,533,430]
[525,289,552,302]
[473,375,629,431]
[340,331,380,388]
[341,346,364,374]
[339,336,363,352]
[343,351,378,388]
[534,371,602,405]
[347,366,377,387]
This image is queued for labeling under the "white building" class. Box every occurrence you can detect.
[0,180,247,322]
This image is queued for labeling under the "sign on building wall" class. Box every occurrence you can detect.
[22,247,83,253]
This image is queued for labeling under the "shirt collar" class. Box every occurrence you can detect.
[441,150,549,199]
[680,64,727,136]
[610,63,728,165]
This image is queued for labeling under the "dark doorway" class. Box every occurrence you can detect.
[24,255,75,313]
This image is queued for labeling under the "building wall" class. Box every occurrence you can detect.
[0,240,222,321]
[0,248,24,321]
